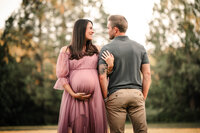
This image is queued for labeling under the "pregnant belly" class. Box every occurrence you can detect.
[70,70,97,94]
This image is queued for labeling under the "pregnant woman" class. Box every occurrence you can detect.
[54,19,113,133]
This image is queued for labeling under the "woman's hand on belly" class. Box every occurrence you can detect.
[73,92,91,101]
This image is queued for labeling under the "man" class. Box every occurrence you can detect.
[98,15,151,133]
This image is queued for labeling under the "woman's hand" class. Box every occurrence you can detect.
[73,93,91,101]
[63,84,91,101]
[101,50,114,74]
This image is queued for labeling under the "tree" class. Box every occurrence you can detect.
[0,0,109,125]
[146,0,200,122]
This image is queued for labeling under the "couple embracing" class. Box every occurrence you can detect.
[54,15,151,133]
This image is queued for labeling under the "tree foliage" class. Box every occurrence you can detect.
[146,0,200,122]
[0,0,108,125]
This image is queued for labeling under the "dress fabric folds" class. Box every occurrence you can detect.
[54,52,107,133]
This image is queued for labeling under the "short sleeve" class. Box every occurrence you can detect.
[98,46,107,66]
[142,51,149,64]
[54,52,70,90]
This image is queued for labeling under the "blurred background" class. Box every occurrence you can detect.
[0,0,200,126]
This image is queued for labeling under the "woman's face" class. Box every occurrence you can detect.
[85,22,94,41]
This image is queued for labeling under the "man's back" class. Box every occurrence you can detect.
[98,15,150,133]
[98,36,149,96]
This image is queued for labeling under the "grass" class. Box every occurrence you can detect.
[148,123,200,128]
[0,123,200,133]
[125,123,200,133]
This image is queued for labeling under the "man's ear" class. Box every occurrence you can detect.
[114,27,119,33]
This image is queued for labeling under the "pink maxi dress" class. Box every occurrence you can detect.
[54,51,107,133]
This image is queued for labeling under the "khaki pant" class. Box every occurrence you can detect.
[105,89,147,133]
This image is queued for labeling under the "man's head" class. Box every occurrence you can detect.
[107,15,128,40]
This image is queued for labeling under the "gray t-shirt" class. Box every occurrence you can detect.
[98,36,149,96]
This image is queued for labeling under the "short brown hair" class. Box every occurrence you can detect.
[108,15,128,32]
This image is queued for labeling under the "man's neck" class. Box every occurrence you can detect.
[115,32,126,37]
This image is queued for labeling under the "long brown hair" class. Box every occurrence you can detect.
[68,19,98,60]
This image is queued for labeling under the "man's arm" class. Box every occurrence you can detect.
[141,64,151,100]
[98,64,109,99]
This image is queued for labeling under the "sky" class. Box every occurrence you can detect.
[0,0,159,49]
[0,0,22,28]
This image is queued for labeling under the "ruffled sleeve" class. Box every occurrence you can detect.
[54,52,70,90]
